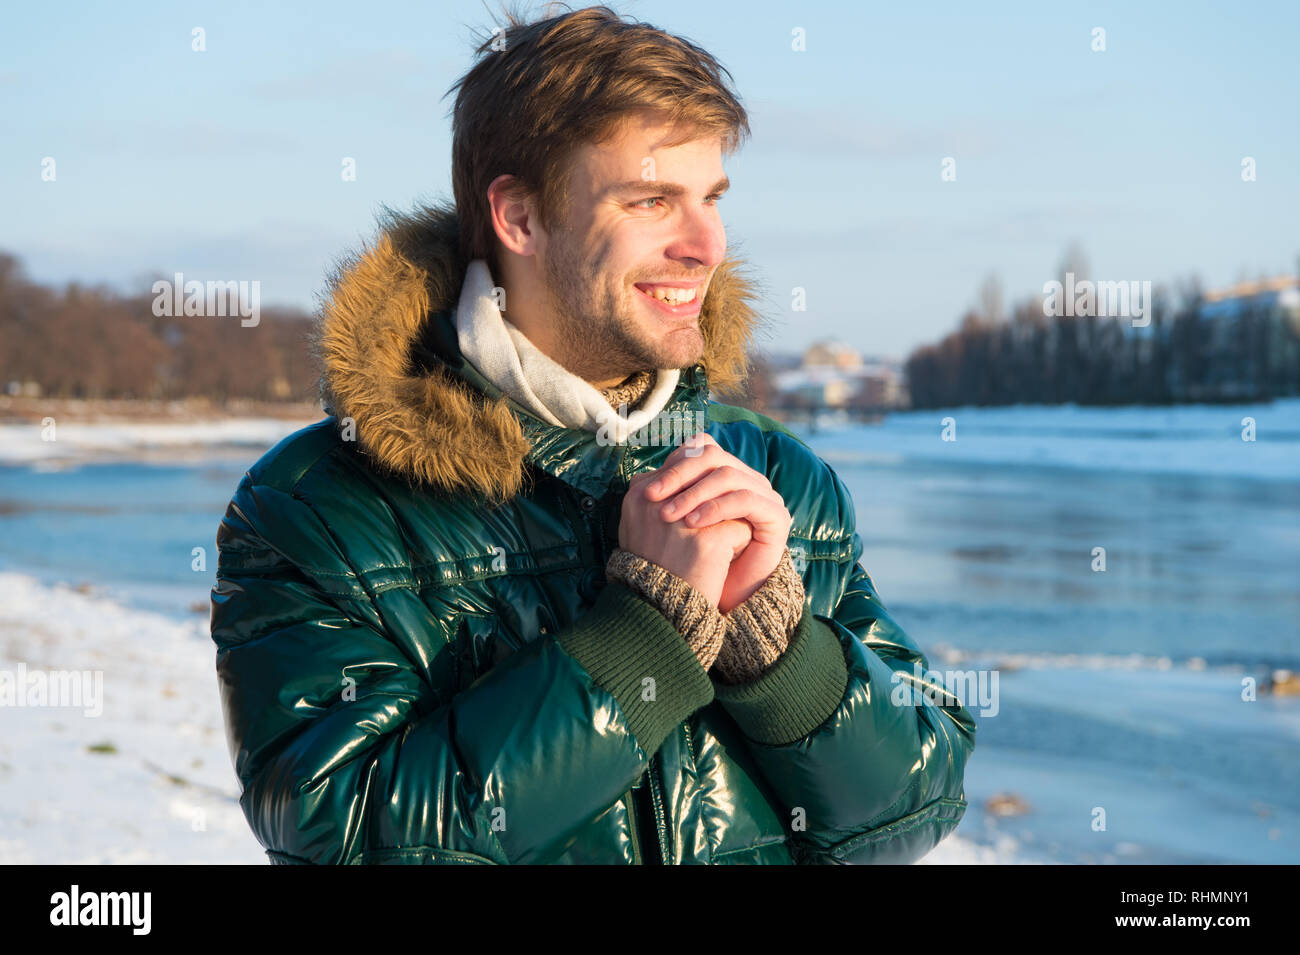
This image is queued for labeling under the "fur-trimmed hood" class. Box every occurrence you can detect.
[314,201,764,503]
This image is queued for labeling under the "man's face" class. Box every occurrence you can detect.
[533,110,729,384]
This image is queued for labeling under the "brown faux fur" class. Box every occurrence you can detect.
[313,200,764,503]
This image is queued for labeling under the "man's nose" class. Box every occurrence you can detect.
[666,202,726,269]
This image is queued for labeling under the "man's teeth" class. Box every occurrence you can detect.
[642,286,697,305]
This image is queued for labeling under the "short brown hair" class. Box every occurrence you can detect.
[445,3,750,274]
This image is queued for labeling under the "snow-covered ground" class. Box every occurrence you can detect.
[0,573,264,863]
[0,417,319,467]
[921,832,1045,864]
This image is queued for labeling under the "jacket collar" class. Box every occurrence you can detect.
[315,201,763,503]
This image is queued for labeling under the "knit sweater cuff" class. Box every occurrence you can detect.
[556,580,715,757]
[605,548,727,671]
[712,611,850,747]
[712,548,806,685]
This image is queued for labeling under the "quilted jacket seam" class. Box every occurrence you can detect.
[863,773,922,833]
[711,836,792,861]
[825,796,968,860]
[289,490,385,612]
[268,846,498,864]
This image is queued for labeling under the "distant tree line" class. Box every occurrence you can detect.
[0,253,319,402]
[905,265,1300,408]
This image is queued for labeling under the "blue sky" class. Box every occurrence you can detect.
[3,0,1297,358]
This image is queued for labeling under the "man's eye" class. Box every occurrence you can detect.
[633,195,723,209]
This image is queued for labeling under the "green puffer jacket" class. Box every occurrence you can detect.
[209,202,976,865]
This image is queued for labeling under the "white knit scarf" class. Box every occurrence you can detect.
[455,259,681,441]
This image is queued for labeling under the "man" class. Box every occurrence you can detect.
[210,5,975,865]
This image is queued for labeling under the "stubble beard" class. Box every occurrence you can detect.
[540,230,704,384]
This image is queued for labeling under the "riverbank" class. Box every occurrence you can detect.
[0,395,320,425]
[0,397,321,467]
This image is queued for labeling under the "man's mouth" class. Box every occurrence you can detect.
[634,282,701,309]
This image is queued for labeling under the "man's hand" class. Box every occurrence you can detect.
[619,470,753,608]
[643,432,793,612]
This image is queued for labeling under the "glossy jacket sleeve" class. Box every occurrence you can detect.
[210,477,711,865]
[712,469,978,865]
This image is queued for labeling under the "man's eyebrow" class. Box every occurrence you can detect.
[608,176,731,198]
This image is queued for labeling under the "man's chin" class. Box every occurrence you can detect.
[656,326,706,370]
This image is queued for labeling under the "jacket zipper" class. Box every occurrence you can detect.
[562,472,674,864]
[563,481,665,864]
[629,767,665,865]
[608,477,671,865]
[645,753,670,864]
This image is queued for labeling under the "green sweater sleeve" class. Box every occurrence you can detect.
[712,609,850,747]
[556,580,715,756]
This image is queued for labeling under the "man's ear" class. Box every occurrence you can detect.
[487,174,542,258]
